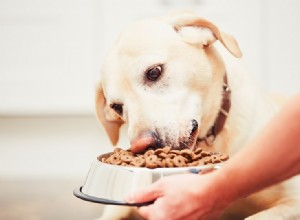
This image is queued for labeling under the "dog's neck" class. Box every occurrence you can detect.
[197,74,231,146]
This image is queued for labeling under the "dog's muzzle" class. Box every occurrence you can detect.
[130,119,199,153]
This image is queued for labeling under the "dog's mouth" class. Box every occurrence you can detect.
[131,119,199,153]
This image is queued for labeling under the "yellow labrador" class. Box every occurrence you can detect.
[95,11,300,220]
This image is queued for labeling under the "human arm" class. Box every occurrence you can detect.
[125,94,300,220]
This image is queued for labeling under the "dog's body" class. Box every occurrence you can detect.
[95,11,300,220]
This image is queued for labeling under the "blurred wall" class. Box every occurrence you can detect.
[0,0,300,179]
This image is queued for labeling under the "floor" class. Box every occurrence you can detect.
[0,116,131,220]
[0,178,104,220]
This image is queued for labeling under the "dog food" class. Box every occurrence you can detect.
[98,146,229,168]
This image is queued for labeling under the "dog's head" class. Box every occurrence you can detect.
[96,12,242,153]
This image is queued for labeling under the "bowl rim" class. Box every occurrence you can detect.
[97,153,223,174]
[73,186,154,206]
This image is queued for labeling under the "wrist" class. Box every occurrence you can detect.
[199,170,236,209]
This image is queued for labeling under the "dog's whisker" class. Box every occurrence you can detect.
[178,140,190,149]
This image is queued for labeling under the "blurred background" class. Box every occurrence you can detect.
[0,0,299,219]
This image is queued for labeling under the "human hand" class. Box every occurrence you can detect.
[125,173,229,220]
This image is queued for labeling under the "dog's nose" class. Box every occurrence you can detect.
[191,119,198,134]
[130,131,161,153]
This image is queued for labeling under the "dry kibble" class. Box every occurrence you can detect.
[130,157,146,167]
[188,161,200,167]
[155,159,164,168]
[164,157,174,167]
[180,149,193,162]
[192,152,202,161]
[201,151,211,157]
[167,153,177,159]
[107,154,122,165]
[154,148,164,155]
[211,155,222,163]
[146,162,158,169]
[163,146,171,154]
[170,149,181,155]
[194,147,203,155]
[98,146,229,169]
[145,154,158,164]
[113,148,122,153]
[144,149,155,158]
[158,152,169,159]
[173,155,187,167]
[121,154,133,163]
[220,154,229,161]
[203,157,212,164]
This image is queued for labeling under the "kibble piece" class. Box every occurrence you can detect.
[180,149,193,162]
[163,146,171,154]
[187,161,200,167]
[131,157,146,167]
[211,155,222,163]
[158,152,169,159]
[146,162,158,169]
[173,155,187,167]
[121,162,131,166]
[121,154,133,163]
[160,159,166,168]
[145,154,158,164]
[203,157,212,164]
[164,157,174,167]
[220,154,229,161]
[113,148,122,153]
[167,153,177,159]
[201,151,211,157]
[170,149,181,155]
[108,154,122,165]
[192,152,202,160]
[194,147,203,155]
[154,148,164,155]
[145,155,158,169]
[144,149,155,158]
[180,149,193,157]
[154,159,164,168]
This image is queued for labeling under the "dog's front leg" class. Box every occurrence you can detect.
[245,200,300,220]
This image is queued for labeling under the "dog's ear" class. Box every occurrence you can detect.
[167,12,242,58]
[95,84,124,146]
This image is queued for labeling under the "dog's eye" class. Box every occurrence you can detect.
[146,65,162,82]
[110,103,123,116]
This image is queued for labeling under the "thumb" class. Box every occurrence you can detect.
[124,183,162,204]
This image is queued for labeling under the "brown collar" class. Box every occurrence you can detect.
[197,74,231,146]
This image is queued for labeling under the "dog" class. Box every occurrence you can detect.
[95,11,300,220]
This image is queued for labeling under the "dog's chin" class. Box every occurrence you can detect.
[178,127,199,150]
[177,135,198,150]
[158,122,199,150]
[161,130,199,151]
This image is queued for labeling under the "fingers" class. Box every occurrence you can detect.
[138,199,164,220]
[139,205,151,219]
[124,181,165,220]
[124,182,162,204]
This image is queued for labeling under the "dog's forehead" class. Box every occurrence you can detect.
[101,19,181,95]
[116,19,179,55]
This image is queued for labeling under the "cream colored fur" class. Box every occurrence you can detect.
[95,12,300,220]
